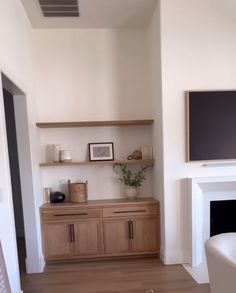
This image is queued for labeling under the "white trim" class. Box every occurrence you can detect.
[39,255,45,272]
[187,176,236,283]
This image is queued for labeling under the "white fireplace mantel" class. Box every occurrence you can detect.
[185,176,236,283]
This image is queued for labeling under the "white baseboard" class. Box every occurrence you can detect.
[161,248,189,265]
[25,255,45,274]
[183,263,209,284]
[39,255,45,272]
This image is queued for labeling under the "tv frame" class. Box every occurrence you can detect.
[186,90,236,163]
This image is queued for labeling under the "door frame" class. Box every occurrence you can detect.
[1,72,43,274]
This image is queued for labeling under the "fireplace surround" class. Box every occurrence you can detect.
[184,176,236,283]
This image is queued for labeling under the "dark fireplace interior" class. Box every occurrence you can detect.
[210,200,236,237]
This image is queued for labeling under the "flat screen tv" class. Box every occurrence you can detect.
[187,90,236,162]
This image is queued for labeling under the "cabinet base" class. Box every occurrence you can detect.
[45,253,159,265]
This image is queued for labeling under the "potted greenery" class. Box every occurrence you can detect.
[113,163,150,199]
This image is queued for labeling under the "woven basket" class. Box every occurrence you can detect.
[68,181,88,203]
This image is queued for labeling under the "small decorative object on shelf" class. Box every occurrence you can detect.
[88,142,114,161]
[68,180,88,203]
[141,145,153,159]
[50,191,65,203]
[113,163,150,199]
[127,150,142,160]
[43,187,51,203]
[60,150,72,162]
[125,186,138,199]
[53,144,61,163]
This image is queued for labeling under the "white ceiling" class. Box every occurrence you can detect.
[20,0,157,29]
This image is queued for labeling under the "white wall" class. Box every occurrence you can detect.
[148,0,165,261]
[160,0,236,264]
[33,28,154,199]
[33,29,152,121]
[0,0,41,291]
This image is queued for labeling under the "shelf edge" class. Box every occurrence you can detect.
[36,119,154,128]
[39,159,155,167]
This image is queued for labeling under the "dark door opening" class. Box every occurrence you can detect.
[3,88,26,273]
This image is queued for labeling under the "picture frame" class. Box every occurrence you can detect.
[88,142,114,161]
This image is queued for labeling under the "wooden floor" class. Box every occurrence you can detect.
[21,258,210,293]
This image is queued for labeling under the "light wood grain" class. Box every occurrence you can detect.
[186,91,190,162]
[102,205,158,218]
[40,198,160,262]
[42,208,100,221]
[133,217,159,252]
[36,119,154,128]
[73,220,101,256]
[43,223,73,258]
[103,218,131,254]
[21,258,210,293]
[40,198,159,210]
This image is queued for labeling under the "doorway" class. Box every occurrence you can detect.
[3,88,26,273]
[1,73,42,278]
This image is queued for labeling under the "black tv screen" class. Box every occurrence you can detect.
[187,90,236,161]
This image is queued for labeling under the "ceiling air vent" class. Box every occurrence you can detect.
[38,0,79,17]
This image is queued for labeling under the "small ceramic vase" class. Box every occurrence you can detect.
[125,186,138,200]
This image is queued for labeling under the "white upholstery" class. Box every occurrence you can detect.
[205,233,236,293]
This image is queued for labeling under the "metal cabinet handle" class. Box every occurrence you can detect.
[114,210,146,214]
[130,221,134,239]
[128,221,134,239]
[55,213,88,217]
[69,224,75,243]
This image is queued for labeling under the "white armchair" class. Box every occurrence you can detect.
[205,233,236,293]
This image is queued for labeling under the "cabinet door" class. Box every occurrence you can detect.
[133,217,159,253]
[103,219,131,255]
[73,220,101,256]
[43,223,73,259]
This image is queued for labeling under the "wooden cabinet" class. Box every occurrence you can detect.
[40,207,102,261]
[133,216,159,252]
[102,203,159,256]
[73,220,101,256]
[40,198,160,263]
[43,222,73,258]
[103,218,131,254]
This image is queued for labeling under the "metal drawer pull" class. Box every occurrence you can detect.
[54,213,88,217]
[114,210,146,214]
[128,221,134,239]
[69,224,75,243]
[130,221,134,239]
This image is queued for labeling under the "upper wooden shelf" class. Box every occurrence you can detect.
[39,159,155,167]
[36,119,154,128]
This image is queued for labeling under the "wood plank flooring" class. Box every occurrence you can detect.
[21,258,210,293]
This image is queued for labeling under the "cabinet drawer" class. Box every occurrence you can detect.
[42,208,100,221]
[102,204,158,218]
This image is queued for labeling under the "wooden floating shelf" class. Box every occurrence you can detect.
[39,159,155,167]
[36,119,154,128]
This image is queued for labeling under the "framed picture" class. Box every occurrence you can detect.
[88,142,114,161]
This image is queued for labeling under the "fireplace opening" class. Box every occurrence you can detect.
[210,200,236,237]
